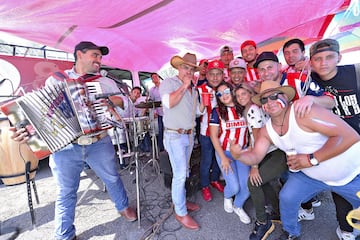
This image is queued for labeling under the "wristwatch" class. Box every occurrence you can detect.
[309,153,319,166]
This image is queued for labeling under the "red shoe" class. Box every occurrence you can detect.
[186,201,200,212]
[210,181,224,193]
[201,187,212,201]
[175,214,200,230]
[119,207,137,222]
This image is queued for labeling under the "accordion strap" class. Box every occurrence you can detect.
[51,71,102,83]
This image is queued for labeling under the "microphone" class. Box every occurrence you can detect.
[100,69,128,96]
[94,92,124,100]
[100,70,122,83]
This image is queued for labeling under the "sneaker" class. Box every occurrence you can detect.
[336,226,355,240]
[210,181,224,193]
[224,198,234,213]
[297,207,315,222]
[278,231,299,240]
[311,198,322,208]
[233,207,251,224]
[249,219,275,240]
[201,187,212,201]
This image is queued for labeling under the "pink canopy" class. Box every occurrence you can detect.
[0,0,354,71]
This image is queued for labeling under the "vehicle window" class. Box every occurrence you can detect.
[100,66,133,95]
[138,71,163,96]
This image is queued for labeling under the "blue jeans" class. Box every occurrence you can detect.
[164,131,194,216]
[139,132,151,152]
[280,171,360,237]
[49,135,129,240]
[157,116,164,151]
[199,134,221,187]
[215,151,250,208]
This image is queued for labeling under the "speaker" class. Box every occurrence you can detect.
[159,150,200,197]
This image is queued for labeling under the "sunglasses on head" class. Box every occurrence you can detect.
[260,92,284,105]
[216,88,231,97]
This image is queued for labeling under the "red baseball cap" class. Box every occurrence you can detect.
[240,40,257,50]
[199,59,209,66]
[207,60,224,70]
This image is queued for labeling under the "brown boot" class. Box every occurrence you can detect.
[175,214,200,230]
[119,207,137,222]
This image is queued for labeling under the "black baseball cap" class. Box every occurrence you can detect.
[74,41,109,56]
[310,39,340,58]
[254,51,279,68]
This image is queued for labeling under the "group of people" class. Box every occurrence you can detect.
[161,38,360,240]
[8,37,360,240]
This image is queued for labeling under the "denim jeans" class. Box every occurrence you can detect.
[215,150,250,208]
[199,134,221,187]
[139,132,151,152]
[49,135,129,240]
[164,131,194,216]
[280,171,360,237]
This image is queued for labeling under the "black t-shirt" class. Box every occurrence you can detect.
[311,65,360,134]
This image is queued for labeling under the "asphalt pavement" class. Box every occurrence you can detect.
[0,149,358,240]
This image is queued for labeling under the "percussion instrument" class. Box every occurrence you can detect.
[135,101,161,109]
[108,126,127,145]
[0,120,39,186]
[123,116,149,135]
[0,76,113,159]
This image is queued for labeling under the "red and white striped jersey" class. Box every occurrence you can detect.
[210,106,249,151]
[245,66,259,82]
[197,83,217,136]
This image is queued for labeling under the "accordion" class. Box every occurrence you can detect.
[1,76,113,159]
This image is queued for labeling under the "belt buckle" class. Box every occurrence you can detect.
[179,129,186,134]
[77,135,92,145]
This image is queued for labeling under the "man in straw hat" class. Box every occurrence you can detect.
[254,51,334,117]
[159,52,205,231]
[230,81,360,239]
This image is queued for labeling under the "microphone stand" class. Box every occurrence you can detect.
[128,98,143,228]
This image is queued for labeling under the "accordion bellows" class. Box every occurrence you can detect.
[1,78,112,159]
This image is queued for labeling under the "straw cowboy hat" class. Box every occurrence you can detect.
[170,53,199,71]
[251,81,296,106]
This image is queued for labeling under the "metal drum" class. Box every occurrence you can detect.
[123,116,149,135]
[108,126,127,145]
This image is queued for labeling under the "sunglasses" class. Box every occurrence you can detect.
[216,88,231,97]
[260,92,283,105]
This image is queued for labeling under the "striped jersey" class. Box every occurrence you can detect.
[197,83,217,136]
[209,106,248,151]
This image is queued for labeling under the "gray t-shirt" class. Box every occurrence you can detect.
[159,76,198,129]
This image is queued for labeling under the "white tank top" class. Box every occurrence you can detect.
[266,105,360,186]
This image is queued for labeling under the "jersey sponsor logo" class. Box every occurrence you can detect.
[225,119,247,129]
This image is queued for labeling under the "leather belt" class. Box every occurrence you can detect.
[74,132,108,145]
[165,128,192,135]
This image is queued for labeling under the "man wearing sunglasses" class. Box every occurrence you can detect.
[230,81,360,240]
[254,51,335,116]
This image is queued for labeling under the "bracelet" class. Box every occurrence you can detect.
[251,165,258,169]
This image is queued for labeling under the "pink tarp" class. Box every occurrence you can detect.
[0,0,352,71]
